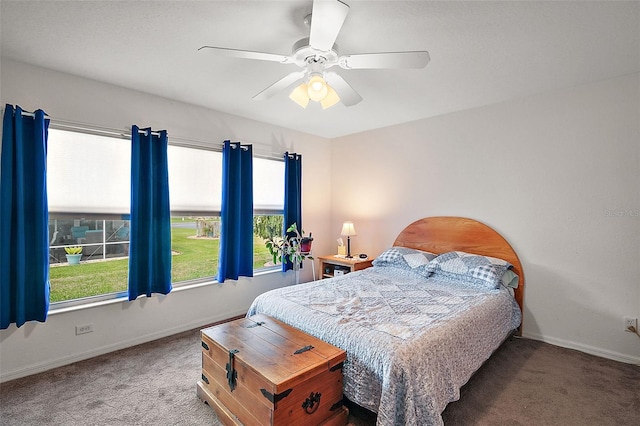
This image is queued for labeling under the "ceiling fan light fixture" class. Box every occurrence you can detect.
[289,83,310,108]
[320,85,340,109]
[200,0,431,110]
[307,74,328,101]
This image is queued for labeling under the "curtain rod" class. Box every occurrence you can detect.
[1,108,286,161]
[132,126,162,137]
[50,119,162,137]
[4,108,51,119]
[21,111,51,119]
[49,118,283,161]
[137,129,162,137]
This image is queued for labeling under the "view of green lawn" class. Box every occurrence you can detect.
[49,226,275,303]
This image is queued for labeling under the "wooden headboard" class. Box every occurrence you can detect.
[393,216,524,330]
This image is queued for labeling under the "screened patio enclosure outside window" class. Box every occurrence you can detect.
[48,217,130,264]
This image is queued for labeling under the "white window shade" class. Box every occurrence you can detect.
[47,129,131,214]
[253,156,284,211]
[169,146,284,213]
[47,129,284,215]
[169,148,284,213]
[168,145,222,213]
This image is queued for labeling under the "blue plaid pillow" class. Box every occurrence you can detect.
[373,247,436,277]
[427,251,512,290]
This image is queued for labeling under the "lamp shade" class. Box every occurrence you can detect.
[341,221,356,237]
[289,83,310,108]
[321,85,340,109]
[288,73,342,109]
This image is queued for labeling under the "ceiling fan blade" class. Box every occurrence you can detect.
[253,71,306,100]
[325,72,362,106]
[198,46,292,64]
[309,0,350,52]
[339,51,430,69]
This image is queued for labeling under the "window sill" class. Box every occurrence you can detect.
[48,267,282,316]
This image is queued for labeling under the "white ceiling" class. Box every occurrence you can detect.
[1,1,639,139]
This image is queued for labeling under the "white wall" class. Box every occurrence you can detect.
[0,59,333,381]
[331,73,640,364]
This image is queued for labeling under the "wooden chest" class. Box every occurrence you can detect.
[196,314,348,426]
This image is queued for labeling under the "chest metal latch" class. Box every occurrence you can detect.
[225,349,240,391]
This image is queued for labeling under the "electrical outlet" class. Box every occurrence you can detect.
[623,317,637,333]
[75,323,94,335]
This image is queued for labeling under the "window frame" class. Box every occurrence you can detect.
[47,124,287,310]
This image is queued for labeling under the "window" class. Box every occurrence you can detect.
[47,128,286,305]
[252,156,286,269]
[47,129,131,303]
[167,147,285,283]
[48,216,130,303]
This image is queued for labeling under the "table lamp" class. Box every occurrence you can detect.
[340,221,357,258]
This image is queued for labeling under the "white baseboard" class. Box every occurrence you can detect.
[522,331,640,366]
[6,317,638,382]
[0,309,247,383]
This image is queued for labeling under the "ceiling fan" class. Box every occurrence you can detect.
[198,0,430,109]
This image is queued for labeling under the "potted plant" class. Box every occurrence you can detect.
[64,246,83,265]
[265,223,313,283]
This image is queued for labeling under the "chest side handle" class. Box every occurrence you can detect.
[302,392,322,414]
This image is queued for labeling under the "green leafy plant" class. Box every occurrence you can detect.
[64,246,83,255]
[254,215,284,240]
[265,223,313,267]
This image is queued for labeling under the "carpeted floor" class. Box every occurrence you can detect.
[1,328,638,425]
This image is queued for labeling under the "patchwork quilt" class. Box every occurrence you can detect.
[247,265,521,426]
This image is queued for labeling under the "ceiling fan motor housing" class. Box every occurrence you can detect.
[292,37,339,71]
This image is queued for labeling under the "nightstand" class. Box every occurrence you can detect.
[318,255,373,279]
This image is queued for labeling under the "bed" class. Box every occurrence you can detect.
[247,216,525,426]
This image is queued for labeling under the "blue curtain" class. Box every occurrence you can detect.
[283,152,302,272]
[128,126,172,300]
[217,140,253,283]
[1,105,50,329]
